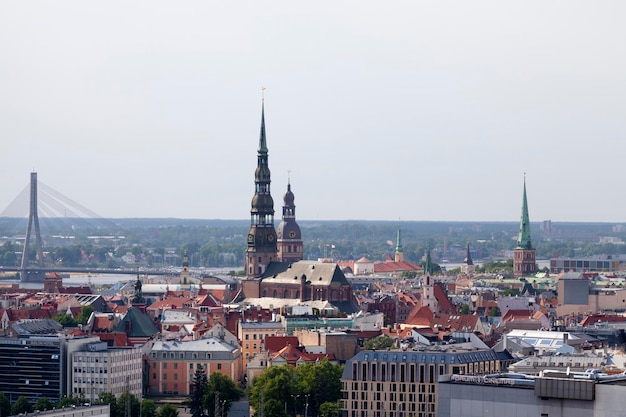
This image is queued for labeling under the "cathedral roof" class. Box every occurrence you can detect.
[261,261,351,287]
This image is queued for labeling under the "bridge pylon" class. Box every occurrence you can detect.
[20,172,45,280]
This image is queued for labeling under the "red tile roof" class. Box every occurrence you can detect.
[265,335,299,353]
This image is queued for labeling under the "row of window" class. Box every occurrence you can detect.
[151,352,211,359]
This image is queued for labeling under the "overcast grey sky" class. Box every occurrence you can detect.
[1,2,625,222]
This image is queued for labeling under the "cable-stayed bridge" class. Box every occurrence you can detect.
[0,173,173,282]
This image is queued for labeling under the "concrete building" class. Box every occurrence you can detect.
[8,404,110,417]
[557,272,626,316]
[0,335,100,403]
[438,372,626,417]
[550,255,625,273]
[71,341,143,401]
[294,329,358,362]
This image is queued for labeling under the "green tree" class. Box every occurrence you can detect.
[319,401,341,417]
[53,313,78,327]
[489,306,501,317]
[34,397,54,411]
[295,360,343,417]
[156,404,179,417]
[76,305,94,325]
[117,392,140,417]
[459,303,470,314]
[247,365,295,417]
[57,395,82,408]
[141,399,157,417]
[99,392,120,417]
[0,392,11,417]
[363,335,395,350]
[12,396,33,415]
[502,288,520,297]
[204,372,242,417]
[188,368,207,417]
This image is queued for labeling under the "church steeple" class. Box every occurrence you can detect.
[276,175,303,262]
[424,247,433,276]
[463,243,473,266]
[517,177,532,250]
[514,176,536,277]
[394,224,404,262]
[245,97,278,279]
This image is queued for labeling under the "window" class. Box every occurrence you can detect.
[217,364,222,370]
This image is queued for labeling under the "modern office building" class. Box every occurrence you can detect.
[71,341,143,401]
[0,335,100,403]
[438,372,626,417]
[341,346,512,417]
[550,255,625,273]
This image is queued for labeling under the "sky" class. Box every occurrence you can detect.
[1,2,625,223]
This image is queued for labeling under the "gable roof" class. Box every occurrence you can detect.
[262,261,351,287]
[114,307,159,338]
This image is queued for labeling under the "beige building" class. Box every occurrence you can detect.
[342,346,510,417]
[238,321,285,370]
[294,329,358,362]
[557,272,626,316]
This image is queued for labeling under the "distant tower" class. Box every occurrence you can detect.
[180,249,191,287]
[423,247,438,314]
[21,172,45,271]
[245,99,278,279]
[394,224,404,262]
[514,177,536,277]
[276,176,303,263]
[461,243,475,276]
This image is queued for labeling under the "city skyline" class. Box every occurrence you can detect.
[1,2,625,222]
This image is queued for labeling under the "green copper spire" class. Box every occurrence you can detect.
[424,247,433,275]
[516,177,533,250]
[395,224,403,254]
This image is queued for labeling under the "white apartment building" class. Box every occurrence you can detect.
[72,342,143,401]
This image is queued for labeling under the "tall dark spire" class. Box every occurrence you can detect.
[516,177,532,250]
[463,243,473,265]
[245,96,277,278]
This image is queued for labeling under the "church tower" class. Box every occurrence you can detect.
[394,225,404,262]
[276,177,303,263]
[180,249,191,288]
[514,177,536,277]
[245,100,278,279]
[461,243,475,276]
[422,248,439,314]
